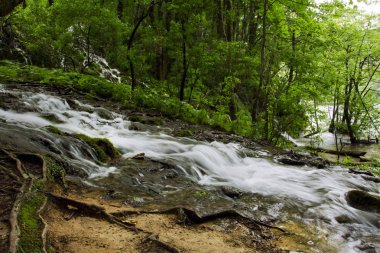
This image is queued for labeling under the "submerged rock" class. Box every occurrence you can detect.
[334,214,353,224]
[345,190,380,213]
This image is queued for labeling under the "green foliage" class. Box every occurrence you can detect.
[1,0,380,145]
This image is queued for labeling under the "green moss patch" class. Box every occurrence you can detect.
[75,134,120,162]
[44,156,66,188]
[174,129,193,137]
[17,180,46,253]
[44,125,62,135]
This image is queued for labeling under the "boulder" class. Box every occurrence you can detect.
[345,190,380,213]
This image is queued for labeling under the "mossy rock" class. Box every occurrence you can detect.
[345,190,380,213]
[44,156,66,189]
[75,134,120,162]
[44,125,62,135]
[95,108,114,120]
[128,115,164,125]
[174,129,194,137]
[41,113,65,124]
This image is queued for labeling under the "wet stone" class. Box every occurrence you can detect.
[335,215,353,224]
[345,190,380,213]
[276,150,329,168]
[221,186,243,199]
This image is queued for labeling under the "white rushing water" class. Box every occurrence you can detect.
[0,87,379,252]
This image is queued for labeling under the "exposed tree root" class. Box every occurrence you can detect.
[2,150,29,179]
[45,193,144,233]
[143,234,181,253]
[1,149,48,253]
[38,197,48,253]
[111,207,287,233]
[8,179,31,253]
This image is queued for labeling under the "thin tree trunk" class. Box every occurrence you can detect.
[188,74,199,103]
[247,1,258,49]
[225,0,233,41]
[117,0,123,20]
[287,31,295,85]
[0,0,25,17]
[343,79,356,143]
[127,1,156,92]
[215,0,225,39]
[179,21,187,101]
[254,0,268,120]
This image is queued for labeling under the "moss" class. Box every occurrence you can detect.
[44,156,66,188]
[17,180,46,253]
[41,114,65,124]
[193,190,208,198]
[174,129,193,137]
[44,125,62,135]
[75,134,120,162]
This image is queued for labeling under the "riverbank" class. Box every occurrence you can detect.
[0,81,379,252]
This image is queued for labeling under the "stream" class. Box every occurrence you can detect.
[0,83,379,252]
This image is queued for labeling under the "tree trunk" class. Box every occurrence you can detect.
[179,21,187,101]
[343,79,356,143]
[247,1,258,49]
[117,0,123,20]
[253,0,267,121]
[0,0,25,17]
[215,0,225,39]
[287,31,295,85]
[127,1,155,92]
[225,0,233,41]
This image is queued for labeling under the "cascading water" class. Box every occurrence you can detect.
[0,84,379,252]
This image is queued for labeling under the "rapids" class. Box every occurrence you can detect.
[0,83,379,252]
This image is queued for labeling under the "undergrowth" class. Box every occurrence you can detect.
[0,60,254,138]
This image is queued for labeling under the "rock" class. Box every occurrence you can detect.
[221,186,242,199]
[335,214,353,224]
[95,108,114,120]
[345,190,380,213]
[359,156,371,162]
[132,153,145,160]
[41,113,65,123]
[276,150,329,168]
[356,243,377,253]
[361,175,380,183]
[174,129,193,137]
[128,115,164,125]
